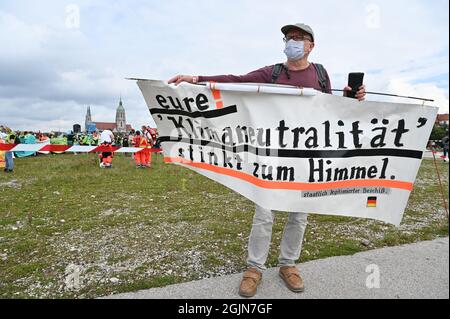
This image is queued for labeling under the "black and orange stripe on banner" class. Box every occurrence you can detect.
[164,157,414,191]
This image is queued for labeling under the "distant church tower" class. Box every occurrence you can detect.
[85,106,92,132]
[115,97,127,133]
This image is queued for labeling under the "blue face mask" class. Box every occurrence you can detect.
[284,40,306,61]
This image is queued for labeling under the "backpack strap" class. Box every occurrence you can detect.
[271,63,285,84]
[312,63,328,92]
[272,62,328,92]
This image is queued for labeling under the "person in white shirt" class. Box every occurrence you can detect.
[100,129,114,144]
[99,129,115,168]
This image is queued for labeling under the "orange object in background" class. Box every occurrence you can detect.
[0,137,5,168]
[102,155,112,165]
[98,142,113,167]
[135,150,150,166]
[140,138,150,166]
[133,134,151,167]
[0,151,5,169]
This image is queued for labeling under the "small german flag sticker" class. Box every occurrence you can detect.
[367,197,377,208]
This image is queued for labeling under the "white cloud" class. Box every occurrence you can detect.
[0,11,48,58]
[388,78,449,113]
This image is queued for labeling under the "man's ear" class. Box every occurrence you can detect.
[308,42,315,53]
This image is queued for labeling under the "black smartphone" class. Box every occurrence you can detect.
[347,72,364,99]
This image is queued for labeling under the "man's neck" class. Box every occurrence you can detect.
[286,58,310,71]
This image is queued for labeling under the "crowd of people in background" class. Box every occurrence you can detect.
[1,123,448,173]
[0,128,159,147]
[0,124,162,172]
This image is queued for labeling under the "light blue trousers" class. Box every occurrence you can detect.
[247,205,308,271]
[5,152,14,171]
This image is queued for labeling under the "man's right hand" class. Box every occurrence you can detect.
[343,85,366,101]
[168,75,195,85]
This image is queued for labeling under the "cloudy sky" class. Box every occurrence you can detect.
[0,0,448,132]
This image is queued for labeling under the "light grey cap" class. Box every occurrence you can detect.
[281,23,315,42]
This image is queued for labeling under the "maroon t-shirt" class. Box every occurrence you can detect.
[198,63,332,93]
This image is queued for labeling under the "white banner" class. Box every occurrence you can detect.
[137,80,438,226]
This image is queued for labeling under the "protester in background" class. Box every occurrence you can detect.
[66,131,75,146]
[151,129,162,157]
[132,131,142,167]
[13,132,20,145]
[153,133,162,156]
[116,134,123,147]
[442,131,449,163]
[169,22,366,297]
[99,129,115,168]
[122,135,129,147]
[4,131,16,172]
[0,134,6,171]
[132,131,150,168]
[15,131,36,158]
[128,133,134,148]
[38,133,49,142]
[81,134,90,146]
[92,131,100,146]
[142,126,154,167]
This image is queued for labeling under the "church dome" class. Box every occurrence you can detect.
[117,98,125,111]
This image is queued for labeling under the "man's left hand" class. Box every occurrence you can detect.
[344,85,366,101]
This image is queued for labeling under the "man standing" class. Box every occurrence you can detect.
[169,23,366,297]
[142,126,155,167]
[442,131,449,163]
[0,134,6,171]
[132,131,150,168]
[92,131,100,146]
[4,131,16,173]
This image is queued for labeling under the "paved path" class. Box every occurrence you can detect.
[104,237,449,299]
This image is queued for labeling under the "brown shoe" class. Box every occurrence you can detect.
[279,266,304,292]
[238,267,262,297]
